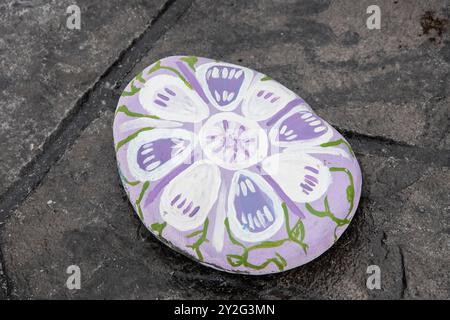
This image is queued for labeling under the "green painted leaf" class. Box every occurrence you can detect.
[180,56,198,71]
[275,253,287,267]
[346,185,354,204]
[121,81,141,97]
[151,222,167,237]
[148,61,161,74]
[227,254,244,267]
[135,72,145,84]
[290,219,306,243]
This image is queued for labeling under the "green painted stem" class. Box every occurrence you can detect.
[115,127,154,151]
[330,167,355,219]
[320,139,355,157]
[121,81,141,97]
[121,175,140,187]
[136,181,150,220]
[305,166,355,241]
[282,203,308,254]
[224,203,308,271]
[147,61,192,89]
[135,72,146,84]
[186,218,209,261]
[120,72,147,96]
[115,105,159,119]
[305,198,350,226]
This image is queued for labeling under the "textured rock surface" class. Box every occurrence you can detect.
[0,0,449,299]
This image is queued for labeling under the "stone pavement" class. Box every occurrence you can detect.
[0,0,448,299]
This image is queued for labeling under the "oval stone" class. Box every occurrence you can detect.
[113,56,362,275]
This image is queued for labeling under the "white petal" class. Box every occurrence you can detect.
[160,160,221,231]
[196,62,253,112]
[227,170,284,243]
[139,75,209,123]
[262,151,331,203]
[127,128,196,182]
[269,106,333,148]
[241,79,297,121]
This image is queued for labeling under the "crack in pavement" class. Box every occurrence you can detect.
[340,127,450,168]
[0,243,12,299]
[399,246,408,299]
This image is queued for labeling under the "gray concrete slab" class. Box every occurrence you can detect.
[0,0,167,196]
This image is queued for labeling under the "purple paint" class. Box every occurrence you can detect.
[266,98,305,126]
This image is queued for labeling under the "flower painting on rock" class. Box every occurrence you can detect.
[113,56,362,275]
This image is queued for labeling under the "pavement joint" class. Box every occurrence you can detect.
[399,246,408,299]
[0,245,12,299]
[342,128,450,167]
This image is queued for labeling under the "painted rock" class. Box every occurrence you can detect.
[113,56,362,275]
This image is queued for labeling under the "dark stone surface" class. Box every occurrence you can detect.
[0,0,167,196]
[0,0,448,299]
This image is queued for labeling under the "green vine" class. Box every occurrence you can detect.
[282,203,308,254]
[147,61,192,89]
[115,127,153,151]
[121,82,140,97]
[186,218,209,261]
[330,167,355,218]
[135,181,150,220]
[117,167,140,186]
[320,139,355,157]
[135,71,145,84]
[305,197,350,226]
[121,72,146,97]
[305,167,355,240]
[180,56,198,71]
[224,203,308,272]
[120,175,140,187]
[115,105,159,119]
[151,222,167,237]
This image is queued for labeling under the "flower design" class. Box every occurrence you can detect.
[114,56,361,274]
